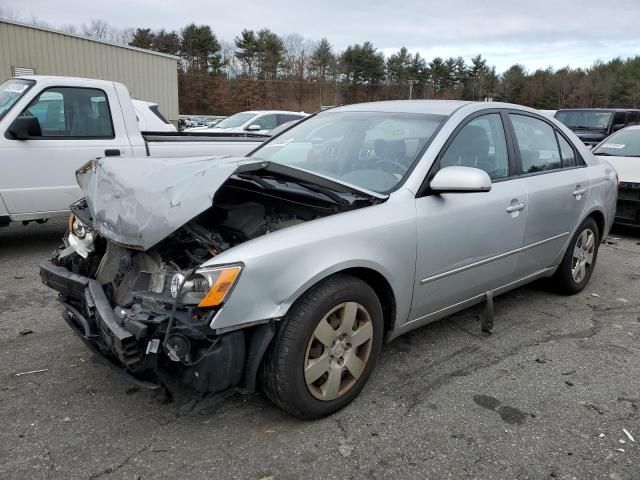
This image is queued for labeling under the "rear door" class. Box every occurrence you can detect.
[0,84,132,218]
[410,111,530,320]
[507,112,590,273]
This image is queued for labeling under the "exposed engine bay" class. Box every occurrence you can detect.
[44,166,377,395]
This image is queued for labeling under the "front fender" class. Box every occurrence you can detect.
[206,197,418,332]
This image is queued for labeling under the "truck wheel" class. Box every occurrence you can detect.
[551,217,600,294]
[262,274,384,419]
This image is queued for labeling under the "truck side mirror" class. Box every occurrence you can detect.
[6,116,42,140]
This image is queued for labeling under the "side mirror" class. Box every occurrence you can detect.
[613,123,625,132]
[246,124,261,131]
[430,166,492,193]
[6,116,42,140]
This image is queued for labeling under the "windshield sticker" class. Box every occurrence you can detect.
[602,143,625,149]
[265,137,293,147]
[5,83,29,93]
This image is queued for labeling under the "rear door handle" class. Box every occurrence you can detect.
[572,186,586,197]
[104,149,121,157]
[506,203,525,213]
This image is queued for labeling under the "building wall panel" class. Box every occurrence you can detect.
[0,20,179,121]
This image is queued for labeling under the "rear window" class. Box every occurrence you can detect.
[149,105,170,124]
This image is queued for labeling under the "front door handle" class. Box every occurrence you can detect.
[105,149,121,157]
[572,186,587,197]
[506,203,525,213]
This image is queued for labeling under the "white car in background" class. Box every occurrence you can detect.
[592,125,640,226]
[187,110,307,134]
[539,109,557,118]
[132,99,176,132]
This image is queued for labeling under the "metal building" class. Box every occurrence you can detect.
[0,19,179,122]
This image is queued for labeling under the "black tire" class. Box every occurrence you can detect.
[262,274,384,419]
[550,217,600,294]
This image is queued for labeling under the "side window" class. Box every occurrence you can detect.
[627,111,639,126]
[440,113,509,180]
[250,114,278,130]
[277,114,304,125]
[22,87,114,138]
[612,112,626,129]
[510,114,561,173]
[557,134,577,167]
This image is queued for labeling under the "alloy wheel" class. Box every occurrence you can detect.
[571,228,595,283]
[304,302,374,401]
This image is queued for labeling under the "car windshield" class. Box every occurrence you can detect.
[593,129,640,157]
[215,112,257,129]
[0,78,35,121]
[555,110,612,130]
[251,111,446,193]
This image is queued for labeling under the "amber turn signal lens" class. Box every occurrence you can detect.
[197,266,242,308]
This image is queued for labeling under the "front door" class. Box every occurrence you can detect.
[410,112,529,321]
[0,86,131,218]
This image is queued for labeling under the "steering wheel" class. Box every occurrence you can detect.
[373,159,408,176]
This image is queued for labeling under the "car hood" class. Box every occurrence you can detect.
[597,155,640,183]
[76,156,385,251]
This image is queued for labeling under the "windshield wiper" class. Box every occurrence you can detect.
[237,172,348,204]
[295,181,349,204]
[593,151,613,156]
[236,173,274,189]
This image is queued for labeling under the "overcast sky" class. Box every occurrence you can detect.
[3,0,640,72]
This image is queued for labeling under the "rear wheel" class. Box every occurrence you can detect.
[262,274,383,419]
[551,217,600,294]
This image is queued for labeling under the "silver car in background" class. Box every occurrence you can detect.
[40,100,617,419]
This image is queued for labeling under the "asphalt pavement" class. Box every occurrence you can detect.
[1,219,639,479]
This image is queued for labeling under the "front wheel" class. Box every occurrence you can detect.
[262,274,384,419]
[550,217,600,294]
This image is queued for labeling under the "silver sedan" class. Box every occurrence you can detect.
[41,100,617,419]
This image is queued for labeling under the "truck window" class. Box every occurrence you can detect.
[612,112,626,130]
[250,114,278,130]
[277,114,305,125]
[0,78,35,120]
[21,87,114,139]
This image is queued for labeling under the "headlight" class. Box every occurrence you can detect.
[68,214,90,239]
[170,265,242,308]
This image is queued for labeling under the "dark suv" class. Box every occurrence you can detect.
[555,108,640,147]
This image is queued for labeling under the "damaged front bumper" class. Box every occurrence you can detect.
[39,261,248,394]
[616,182,640,226]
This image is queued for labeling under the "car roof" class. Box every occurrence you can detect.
[132,99,157,108]
[12,75,123,88]
[331,100,471,116]
[329,100,547,117]
[241,110,307,115]
[556,108,640,112]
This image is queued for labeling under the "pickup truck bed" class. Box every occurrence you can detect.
[142,131,267,157]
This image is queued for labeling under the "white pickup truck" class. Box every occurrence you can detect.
[0,76,269,226]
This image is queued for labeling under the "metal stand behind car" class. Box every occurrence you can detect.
[481,291,494,334]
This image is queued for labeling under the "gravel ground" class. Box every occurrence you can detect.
[0,219,639,480]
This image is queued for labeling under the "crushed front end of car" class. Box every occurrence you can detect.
[41,203,249,394]
[40,156,377,396]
